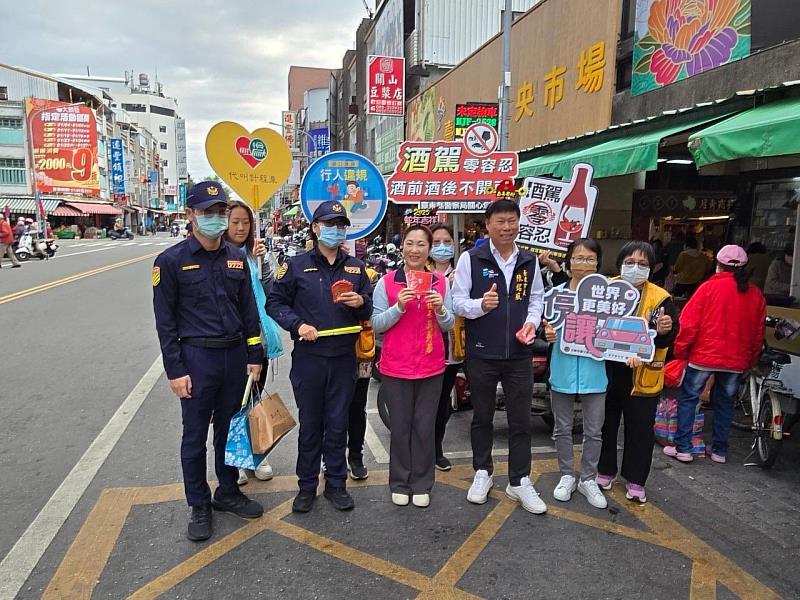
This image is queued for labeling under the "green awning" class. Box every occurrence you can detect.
[689,97,800,167]
[283,206,299,218]
[0,197,61,214]
[518,114,729,180]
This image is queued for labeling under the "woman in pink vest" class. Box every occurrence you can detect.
[372,225,456,508]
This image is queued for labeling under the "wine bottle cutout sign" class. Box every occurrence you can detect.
[517,162,598,258]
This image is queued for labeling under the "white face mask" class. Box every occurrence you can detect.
[621,264,650,286]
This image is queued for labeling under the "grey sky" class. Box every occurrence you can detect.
[0,1,367,179]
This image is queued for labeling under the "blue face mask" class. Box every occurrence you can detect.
[318,224,347,249]
[195,214,229,239]
[430,243,454,263]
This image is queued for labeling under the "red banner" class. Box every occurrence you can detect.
[387,125,518,213]
[25,97,100,195]
[367,55,404,116]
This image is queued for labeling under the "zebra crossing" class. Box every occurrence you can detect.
[64,241,171,248]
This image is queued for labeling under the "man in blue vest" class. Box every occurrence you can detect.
[452,199,547,514]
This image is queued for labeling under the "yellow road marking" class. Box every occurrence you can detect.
[0,251,160,305]
[44,462,783,600]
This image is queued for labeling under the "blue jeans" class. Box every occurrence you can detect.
[675,367,741,456]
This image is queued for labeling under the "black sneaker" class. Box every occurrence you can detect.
[323,486,355,511]
[211,489,264,519]
[292,490,316,513]
[348,457,369,480]
[187,505,213,541]
[435,456,452,471]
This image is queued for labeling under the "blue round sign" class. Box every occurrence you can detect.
[300,151,388,241]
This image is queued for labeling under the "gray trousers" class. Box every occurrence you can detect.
[382,373,444,494]
[0,243,20,266]
[551,391,605,481]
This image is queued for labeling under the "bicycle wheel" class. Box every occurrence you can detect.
[732,374,753,431]
[753,390,783,468]
[376,383,391,431]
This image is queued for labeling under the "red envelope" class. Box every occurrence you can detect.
[406,271,433,294]
[331,279,354,302]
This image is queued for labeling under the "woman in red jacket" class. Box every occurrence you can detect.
[665,245,766,464]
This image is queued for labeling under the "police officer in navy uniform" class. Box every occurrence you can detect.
[267,200,373,513]
[153,181,265,542]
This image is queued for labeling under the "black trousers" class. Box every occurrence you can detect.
[465,357,532,486]
[348,377,371,460]
[435,363,461,459]
[289,352,357,492]
[179,344,247,507]
[598,362,660,486]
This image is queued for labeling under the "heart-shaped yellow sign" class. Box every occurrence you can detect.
[205,121,292,210]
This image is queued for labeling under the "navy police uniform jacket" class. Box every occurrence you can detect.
[152,236,263,379]
[267,247,373,357]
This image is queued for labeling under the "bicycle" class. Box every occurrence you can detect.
[743,316,799,468]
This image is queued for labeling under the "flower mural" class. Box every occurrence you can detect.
[632,0,751,96]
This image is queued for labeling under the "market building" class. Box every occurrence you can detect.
[400,0,800,295]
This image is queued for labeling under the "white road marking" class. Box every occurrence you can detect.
[364,419,390,464]
[68,243,86,247]
[0,355,164,600]
[123,242,137,246]
[138,242,153,246]
[156,242,169,246]
[52,247,114,259]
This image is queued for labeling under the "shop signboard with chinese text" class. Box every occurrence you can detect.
[405,0,620,150]
[387,124,518,213]
[367,55,405,116]
[308,127,330,160]
[454,103,499,140]
[109,138,125,195]
[300,151,388,241]
[206,121,292,211]
[544,274,656,363]
[282,111,298,150]
[24,97,100,195]
[517,163,598,258]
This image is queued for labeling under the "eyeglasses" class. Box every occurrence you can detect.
[571,257,597,265]
[622,259,650,268]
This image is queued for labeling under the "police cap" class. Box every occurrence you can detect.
[312,200,351,226]
[186,181,229,210]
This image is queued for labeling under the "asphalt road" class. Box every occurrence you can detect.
[0,236,798,599]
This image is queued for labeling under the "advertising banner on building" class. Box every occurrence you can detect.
[517,163,598,258]
[308,127,330,160]
[543,273,655,363]
[109,138,125,195]
[24,97,100,195]
[387,124,518,213]
[300,151,388,241]
[454,103,499,140]
[367,55,405,116]
[632,0,751,96]
[148,170,159,204]
[282,111,298,150]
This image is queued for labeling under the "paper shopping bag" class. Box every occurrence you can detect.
[248,390,297,455]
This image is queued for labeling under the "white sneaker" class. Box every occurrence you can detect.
[577,479,608,509]
[237,469,248,486]
[553,474,577,502]
[254,459,274,481]
[412,493,430,508]
[505,476,547,514]
[467,470,493,505]
[392,493,409,506]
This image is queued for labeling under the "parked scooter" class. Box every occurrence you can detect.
[108,227,135,240]
[15,232,57,261]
